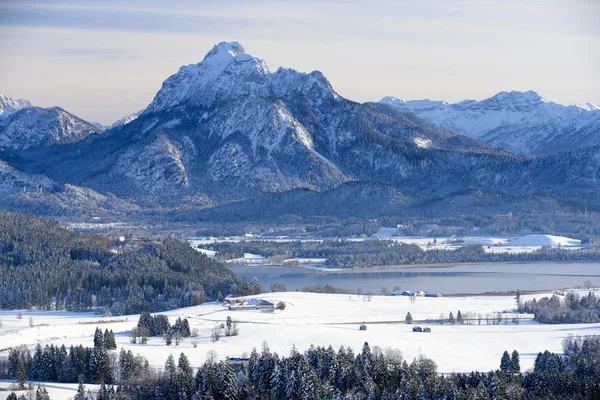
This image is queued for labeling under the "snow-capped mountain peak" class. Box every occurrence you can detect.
[577,102,600,112]
[0,94,32,119]
[145,41,271,114]
[380,90,600,156]
[110,110,143,128]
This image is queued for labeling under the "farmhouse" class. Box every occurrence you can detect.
[229,299,275,312]
[425,292,443,297]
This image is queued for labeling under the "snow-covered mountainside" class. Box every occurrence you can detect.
[0,106,103,150]
[110,110,143,128]
[0,94,32,119]
[381,91,600,156]
[2,41,600,218]
[16,41,496,201]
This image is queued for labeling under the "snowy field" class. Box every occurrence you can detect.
[0,382,101,400]
[2,289,599,398]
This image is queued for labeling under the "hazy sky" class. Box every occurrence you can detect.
[0,0,598,125]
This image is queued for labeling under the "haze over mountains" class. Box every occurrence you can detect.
[0,41,599,221]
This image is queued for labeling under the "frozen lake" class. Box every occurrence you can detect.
[230,262,600,294]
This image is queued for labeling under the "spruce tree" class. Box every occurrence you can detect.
[219,361,238,400]
[35,386,50,400]
[177,353,194,398]
[457,310,463,324]
[104,330,117,350]
[449,312,455,324]
[73,382,86,400]
[93,327,104,349]
[500,350,512,372]
[16,353,27,389]
[511,350,520,373]
[405,312,413,324]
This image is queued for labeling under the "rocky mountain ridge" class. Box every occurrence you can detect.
[0,42,598,221]
[381,91,600,156]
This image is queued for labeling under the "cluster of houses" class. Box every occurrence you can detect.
[224,297,276,312]
[390,290,442,297]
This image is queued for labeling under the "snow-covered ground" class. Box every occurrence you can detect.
[2,290,599,390]
[0,382,101,400]
[226,253,264,264]
[507,234,581,247]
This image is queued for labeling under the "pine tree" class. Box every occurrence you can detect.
[219,361,238,400]
[500,351,512,372]
[35,386,50,400]
[457,310,463,324]
[16,353,27,389]
[96,383,110,400]
[177,353,194,399]
[405,312,413,324]
[164,354,176,377]
[137,311,155,336]
[74,382,87,400]
[104,329,117,350]
[31,344,43,381]
[181,319,191,337]
[449,312,455,324]
[511,350,520,373]
[93,327,104,349]
[90,347,110,383]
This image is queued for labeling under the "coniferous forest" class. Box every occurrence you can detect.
[0,212,253,314]
[518,291,600,323]
[1,336,599,399]
[208,239,600,269]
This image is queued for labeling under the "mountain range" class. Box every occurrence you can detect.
[0,42,598,221]
[381,91,600,156]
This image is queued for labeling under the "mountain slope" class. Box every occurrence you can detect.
[0,106,103,150]
[0,42,598,219]
[11,42,505,204]
[0,94,32,120]
[381,91,600,156]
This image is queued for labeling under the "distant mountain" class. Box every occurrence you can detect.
[381,91,600,156]
[12,42,504,204]
[0,106,103,150]
[0,94,32,119]
[110,110,143,128]
[0,42,599,221]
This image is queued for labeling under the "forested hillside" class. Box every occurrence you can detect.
[0,212,241,313]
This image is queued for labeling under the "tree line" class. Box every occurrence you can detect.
[2,336,599,399]
[518,291,600,323]
[205,239,600,269]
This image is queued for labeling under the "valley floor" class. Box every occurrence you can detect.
[1,290,600,399]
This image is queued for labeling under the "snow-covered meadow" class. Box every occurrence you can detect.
[2,290,599,397]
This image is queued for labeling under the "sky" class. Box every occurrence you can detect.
[0,0,598,125]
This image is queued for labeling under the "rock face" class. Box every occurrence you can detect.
[381,91,600,156]
[0,42,599,219]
